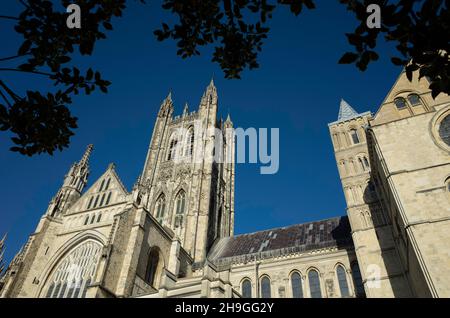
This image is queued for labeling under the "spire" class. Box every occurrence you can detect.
[209,76,215,88]
[200,78,218,110]
[183,102,189,116]
[338,99,359,121]
[79,144,93,166]
[158,90,174,117]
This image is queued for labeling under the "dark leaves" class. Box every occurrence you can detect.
[340,0,450,97]
[154,0,314,79]
[0,0,122,156]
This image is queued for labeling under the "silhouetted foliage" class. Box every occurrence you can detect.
[1,0,449,156]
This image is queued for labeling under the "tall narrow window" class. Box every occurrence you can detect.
[358,158,365,172]
[104,178,111,190]
[336,265,350,297]
[99,193,106,207]
[241,279,252,298]
[174,191,186,228]
[145,248,160,286]
[167,139,178,161]
[155,195,166,223]
[291,272,303,298]
[185,128,194,157]
[99,179,105,192]
[105,192,112,205]
[93,195,99,209]
[363,157,370,169]
[308,270,322,298]
[260,276,271,298]
[351,263,366,298]
[394,97,407,109]
[350,129,360,144]
[86,197,93,210]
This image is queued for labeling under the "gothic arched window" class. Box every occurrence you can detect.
[185,128,194,157]
[167,138,178,161]
[336,265,350,297]
[260,276,271,298]
[44,240,102,298]
[351,262,366,298]
[241,279,252,298]
[174,190,186,228]
[145,248,160,287]
[350,129,360,144]
[291,272,303,298]
[308,269,322,298]
[394,97,407,109]
[155,195,166,223]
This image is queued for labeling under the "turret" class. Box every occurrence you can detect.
[46,144,93,217]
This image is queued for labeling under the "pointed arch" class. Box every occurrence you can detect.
[185,126,195,157]
[38,234,106,298]
[289,270,303,298]
[240,277,252,298]
[307,268,322,298]
[335,264,350,297]
[155,193,166,223]
[144,246,164,288]
[174,190,186,228]
[260,275,271,298]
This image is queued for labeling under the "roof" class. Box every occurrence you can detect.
[209,216,353,266]
[338,99,359,121]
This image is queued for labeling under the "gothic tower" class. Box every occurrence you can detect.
[136,80,235,264]
[328,100,411,297]
[45,144,93,217]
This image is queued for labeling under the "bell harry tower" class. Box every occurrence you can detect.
[135,80,235,264]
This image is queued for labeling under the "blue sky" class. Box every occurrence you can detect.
[0,1,401,263]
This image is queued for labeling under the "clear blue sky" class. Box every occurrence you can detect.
[0,1,400,263]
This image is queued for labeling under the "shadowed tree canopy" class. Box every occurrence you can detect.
[0,0,449,156]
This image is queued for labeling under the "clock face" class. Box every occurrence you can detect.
[439,114,450,147]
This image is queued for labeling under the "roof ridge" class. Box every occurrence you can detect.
[232,215,347,238]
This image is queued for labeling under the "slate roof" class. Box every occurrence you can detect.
[209,216,353,266]
[338,99,359,122]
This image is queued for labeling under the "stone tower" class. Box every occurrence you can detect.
[136,79,235,264]
[45,144,93,217]
[328,100,411,297]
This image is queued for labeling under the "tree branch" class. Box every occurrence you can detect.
[0,15,19,20]
[0,80,21,104]
[0,68,52,77]
[0,53,31,62]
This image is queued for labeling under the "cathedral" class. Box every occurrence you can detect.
[1,71,449,298]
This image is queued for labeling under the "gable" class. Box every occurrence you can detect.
[372,70,450,126]
[68,164,129,214]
